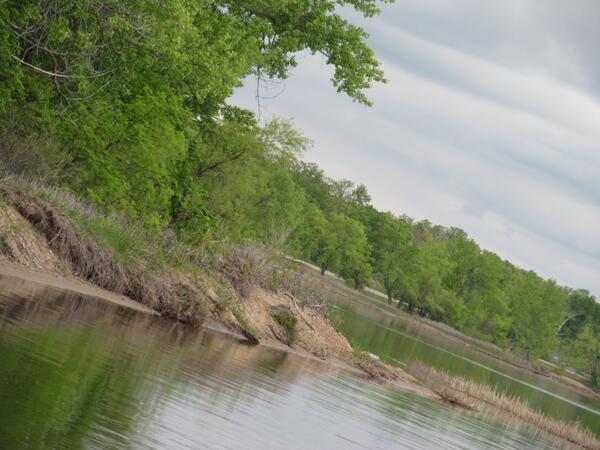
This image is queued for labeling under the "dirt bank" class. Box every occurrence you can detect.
[0,262,156,314]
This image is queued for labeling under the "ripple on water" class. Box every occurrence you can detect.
[0,275,573,449]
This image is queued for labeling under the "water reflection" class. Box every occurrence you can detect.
[0,275,571,449]
[333,298,600,435]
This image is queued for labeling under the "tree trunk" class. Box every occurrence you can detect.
[384,280,393,305]
[386,289,393,305]
[320,265,327,275]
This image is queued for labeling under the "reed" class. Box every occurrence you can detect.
[408,362,600,450]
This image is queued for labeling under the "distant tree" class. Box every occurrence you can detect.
[559,289,600,339]
[370,214,416,304]
[290,211,371,288]
[507,273,566,359]
[565,325,600,387]
[332,214,372,289]
[406,237,451,318]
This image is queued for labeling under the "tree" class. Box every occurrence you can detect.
[0,0,391,227]
[507,272,567,359]
[406,237,451,318]
[332,214,372,289]
[566,325,600,388]
[289,212,371,288]
[559,289,600,339]
[196,118,309,242]
[370,213,416,304]
[461,251,510,346]
[222,0,391,105]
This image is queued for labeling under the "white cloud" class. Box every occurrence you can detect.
[231,1,600,297]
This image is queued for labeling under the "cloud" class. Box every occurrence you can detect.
[231,1,600,297]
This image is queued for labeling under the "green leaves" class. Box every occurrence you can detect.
[369,213,416,303]
[1,0,390,230]
[565,325,600,386]
[220,0,389,104]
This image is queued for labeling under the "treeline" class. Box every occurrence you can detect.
[0,1,598,384]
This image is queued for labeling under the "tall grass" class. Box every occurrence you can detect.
[408,362,600,449]
[0,178,210,324]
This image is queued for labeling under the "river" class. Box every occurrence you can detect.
[327,286,600,436]
[0,274,591,449]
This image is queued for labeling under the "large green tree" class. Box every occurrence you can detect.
[0,0,391,226]
[369,213,417,304]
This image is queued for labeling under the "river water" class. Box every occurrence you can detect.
[0,274,590,449]
[330,293,600,436]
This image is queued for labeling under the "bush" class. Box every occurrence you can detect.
[273,307,298,345]
[215,242,275,298]
[231,306,260,344]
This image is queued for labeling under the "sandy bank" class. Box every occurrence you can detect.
[0,262,156,314]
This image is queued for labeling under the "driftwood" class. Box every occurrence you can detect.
[282,291,315,331]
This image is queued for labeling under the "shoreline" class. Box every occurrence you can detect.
[0,262,157,315]
[300,261,600,400]
[0,261,440,402]
[1,262,598,449]
[0,191,598,448]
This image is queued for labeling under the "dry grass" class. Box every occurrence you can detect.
[1,188,128,289]
[408,362,600,450]
[0,186,208,325]
[215,242,275,298]
[214,242,324,309]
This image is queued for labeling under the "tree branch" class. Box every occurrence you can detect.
[10,54,112,79]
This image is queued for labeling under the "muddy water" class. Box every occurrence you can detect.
[0,275,567,449]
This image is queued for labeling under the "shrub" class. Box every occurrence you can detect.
[231,306,260,344]
[215,242,275,298]
[273,307,298,345]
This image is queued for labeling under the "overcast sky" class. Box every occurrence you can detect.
[232,0,600,298]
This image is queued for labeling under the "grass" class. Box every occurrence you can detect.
[273,308,298,345]
[231,306,260,344]
[408,362,600,450]
[0,178,211,325]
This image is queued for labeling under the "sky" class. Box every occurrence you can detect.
[231,0,600,298]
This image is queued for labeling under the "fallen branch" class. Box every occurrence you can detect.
[283,291,315,331]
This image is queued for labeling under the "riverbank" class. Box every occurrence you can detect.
[0,184,427,391]
[409,363,600,450]
[296,261,600,401]
[1,184,599,449]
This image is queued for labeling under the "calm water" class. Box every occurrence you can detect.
[332,297,600,436]
[0,275,569,449]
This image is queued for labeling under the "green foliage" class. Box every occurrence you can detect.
[231,306,260,344]
[507,272,566,359]
[368,212,417,304]
[273,308,298,345]
[564,325,600,387]
[0,0,390,228]
[559,289,600,385]
[290,211,371,288]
